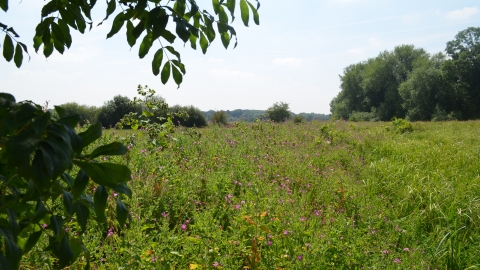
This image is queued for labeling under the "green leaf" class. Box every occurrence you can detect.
[221,32,230,48]
[6,27,19,38]
[165,46,181,61]
[152,15,169,39]
[86,142,128,159]
[41,1,58,17]
[116,199,129,226]
[126,20,136,47]
[138,32,153,59]
[32,199,48,223]
[217,21,228,34]
[199,32,208,54]
[226,0,236,19]
[73,161,132,187]
[74,200,90,232]
[161,29,176,44]
[72,170,89,199]
[172,65,183,88]
[93,186,108,222]
[110,182,132,198]
[61,173,75,187]
[171,60,186,74]
[104,0,116,21]
[3,34,14,62]
[48,233,74,268]
[43,42,54,58]
[33,36,43,53]
[62,190,74,215]
[218,6,228,23]
[57,19,72,48]
[247,1,259,25]
[240,0,249,26]
[212,0,220,14]
[78,123,102,147]
[53,35,65,54]
[174,18,190,43]
[23,230,42,255]
[49,215,63,238]
[152,49,164,76]
[0,227,21,269]
[189,33,197,49]
[14,43,23,68]
[161,61,171,84]
[0,0,8,12]
[51,22,65,44]
[107,12,125,39]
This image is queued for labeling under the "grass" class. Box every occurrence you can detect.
[22,120,480,269]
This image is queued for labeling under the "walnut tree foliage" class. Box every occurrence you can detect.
[0,0,260,87]
[0,0,260,268]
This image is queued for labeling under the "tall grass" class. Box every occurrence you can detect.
[22,121,480,269]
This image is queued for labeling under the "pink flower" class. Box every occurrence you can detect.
[42,224,48,229]
[393,258,401,263]
[403,248,409,252]
[297,254,303,261]
[284,230,289,235]
[213,262,219,267]
[181,224,187,231]
[382,250,388,254]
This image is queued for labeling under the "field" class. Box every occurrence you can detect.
[23,120,480,269]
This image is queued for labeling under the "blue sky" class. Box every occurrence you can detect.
[1,0,479,113]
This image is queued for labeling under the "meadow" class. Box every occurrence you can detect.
[22,120,480,269]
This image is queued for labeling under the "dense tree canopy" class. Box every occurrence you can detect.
[266,102,291,122]
[331,27,480,121]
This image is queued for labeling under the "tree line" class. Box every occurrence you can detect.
[330,27,480,122]
[60,97,331,128]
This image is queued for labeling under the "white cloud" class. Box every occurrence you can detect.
[347,48,364,54]
[272,58,303,67]
[445,7,479,20]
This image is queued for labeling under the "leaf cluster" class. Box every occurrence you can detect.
[0,93,132,269]
[1,0,260,87]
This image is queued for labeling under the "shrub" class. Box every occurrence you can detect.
[58,102,100,125]
[266,102,291,122]
[293,115,305,124]
[431,106,460,122]
[391,117,413,133]
[170,105,208,127]
[348,111,379,122]
[211,110,228,125]
[97,95,139,128]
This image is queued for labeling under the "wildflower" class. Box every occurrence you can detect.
[161,212,168,218]
[305,243,311,247]
[213,262,219,267]
[267,241,273,246]
[65,227,71,232]
[382,250,388,254]
[42,224,48,229]
[185,220,190,224]
[107,227,114,237]
[113,191,118,197]
[100,258,105,262]
[181,224,187,231]
[297,254,303,261]
[300,217,307,221]
[393,258,401,263]
[284,230,289,235]
[403,248,409,252]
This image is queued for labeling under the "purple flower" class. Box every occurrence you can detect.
[213,262,219,267]
[393,258,401,263]
[267,241,272,246]
[284,230,289,235]
[181,224,187,231]
[403,247,409,252]
[161,212,168,218]
[42,224,48,229]
[297,254,303,261]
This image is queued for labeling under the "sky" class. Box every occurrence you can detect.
[1,0,479,114]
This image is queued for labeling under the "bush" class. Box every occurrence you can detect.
[97,95,139,128]
[170,105,208,127]
[431,106,460,122]
[211,110,228,125]
[266,102,291,122]
[391,117,413,133]
[293,115,305,124]
[348,111,379,122]
[58,102,100,125]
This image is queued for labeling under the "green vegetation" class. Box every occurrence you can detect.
[9,116,479,269]
[331,27,480,121]
[267,102,291,122]
[210,110,229,125]
[204,109,330,123]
